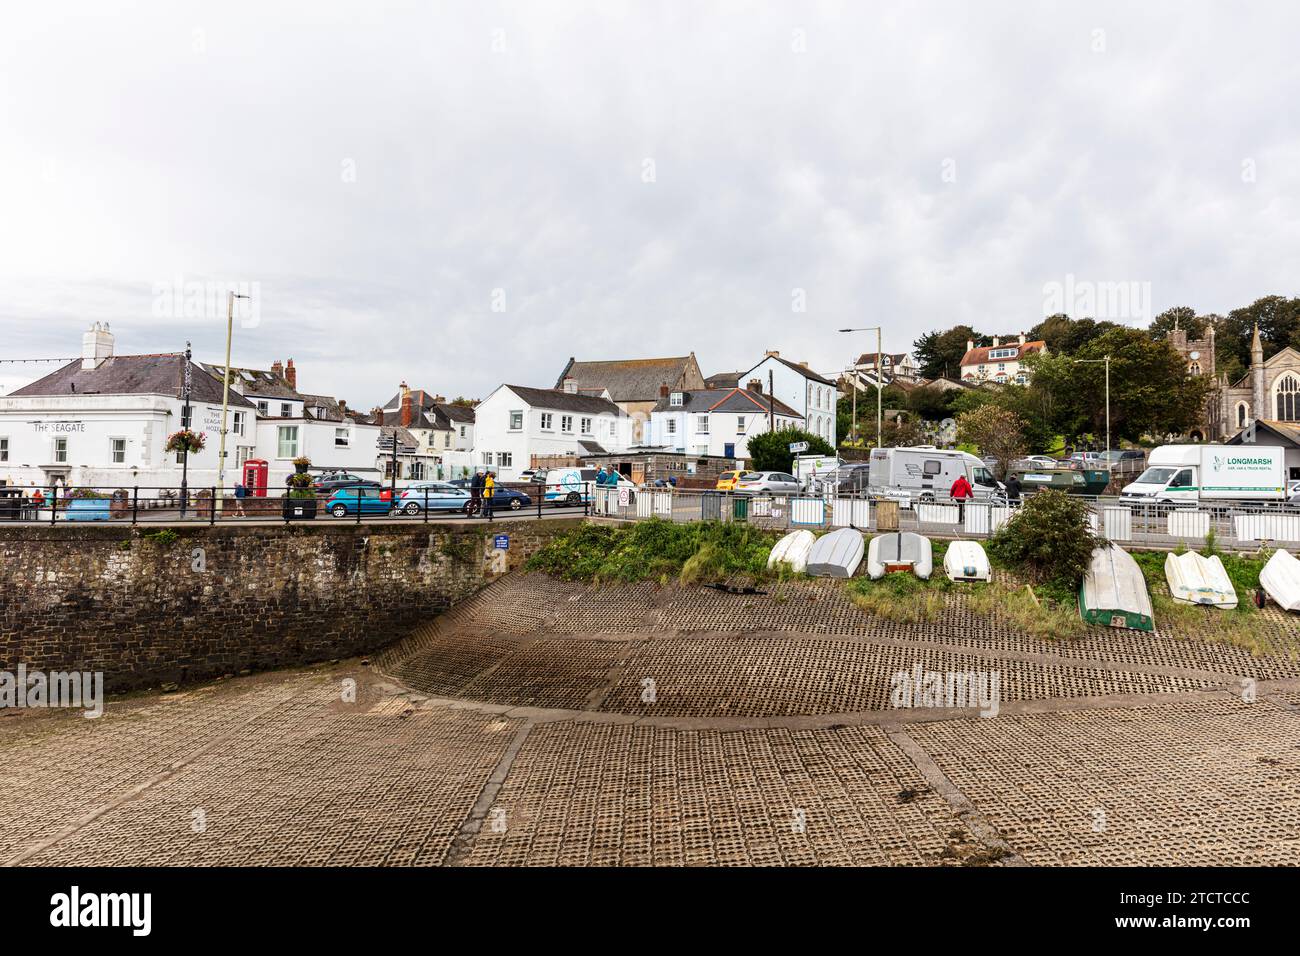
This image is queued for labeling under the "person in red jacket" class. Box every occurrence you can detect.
[950,473,974,520]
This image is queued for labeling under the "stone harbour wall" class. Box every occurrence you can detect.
[0,519,580,691]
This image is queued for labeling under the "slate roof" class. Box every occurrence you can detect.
[554,355,698,402]
[651,387,802,418]
[504,385,624,416]
[12,355,255,408]
[196,363,302,400]
[705,371,742,389]
[747,354,837,387]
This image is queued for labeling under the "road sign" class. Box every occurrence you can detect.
[788,441,809,453]
[618,486,630,507]
[494,534,509,550]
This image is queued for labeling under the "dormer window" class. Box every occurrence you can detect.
[670,392,683,407]
[988,347,1018,360]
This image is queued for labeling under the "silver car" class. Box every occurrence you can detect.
[733,471,802,495]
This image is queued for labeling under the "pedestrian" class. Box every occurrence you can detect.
[1004,473,1022,504]
[469,469,484,515]
[950,472,974,521]
[233,481,248,516]
[667,474,677,488]
[482,470,496,518]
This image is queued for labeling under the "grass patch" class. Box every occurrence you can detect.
[966,581,1087,640]
[847,572,951,624]
[524,519,779,585]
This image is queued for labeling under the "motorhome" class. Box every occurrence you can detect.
[1120,444,1286,505]
[865,447,1003,504]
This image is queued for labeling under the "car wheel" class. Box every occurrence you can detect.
[509,498,522,510]
[919,492,935,504]
[403,501,421,515]
[566,492,581,507]
[330,504,348,518]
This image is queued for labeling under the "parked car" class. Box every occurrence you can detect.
[733,471,801,495]
[325,486,396,517]
[448,480,536,511]
[1014,455,1060,470]
[1101,449,1147,472]
[315,472,378,493]
[716,470,742,491]
[395,481,472,515]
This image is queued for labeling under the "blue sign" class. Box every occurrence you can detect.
[494,534,509,550]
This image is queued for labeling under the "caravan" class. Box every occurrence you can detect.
[865,447,1004,505]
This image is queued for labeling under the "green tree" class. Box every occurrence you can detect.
[988,489,1099,591]
[1148,306,1206,341]
[746,427,835,473]
[912,325,980,379]
[1027,315,1118,355]
[955,405,1027,478]
[1218,295,1300,372]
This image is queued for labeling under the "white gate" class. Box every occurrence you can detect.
[916,503,960,525]
[1102,507,1132,541]
[1234,513,1300,543]
[791,497,826,526]
[964,504,1013,535]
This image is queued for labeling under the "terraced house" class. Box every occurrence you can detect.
[647,385,804,461]
[554,354,705,443]
[473,384,628,481]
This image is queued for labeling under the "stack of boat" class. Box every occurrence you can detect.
[766,529,815,574]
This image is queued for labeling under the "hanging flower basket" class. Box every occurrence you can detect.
[292,456,312,473]
[165,429,207,454]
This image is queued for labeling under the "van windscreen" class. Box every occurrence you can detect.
[1135,467,1176,485]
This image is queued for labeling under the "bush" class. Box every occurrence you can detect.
[988,489,1099,590]
[745,427,835,473]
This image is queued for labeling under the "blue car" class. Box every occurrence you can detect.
[326,486,395,517]
[449,480,534,512]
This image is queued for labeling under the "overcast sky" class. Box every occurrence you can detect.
[3,1,1298,402]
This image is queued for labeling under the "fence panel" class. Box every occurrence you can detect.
[831,497,871,528]
[653,491,674,517]
[791,497,826,526]
[1167,510,1211,540]
[916,503,960,527]
[964,503,1013,535]
[1233,513,1300,544]
[1102,507,1132,541]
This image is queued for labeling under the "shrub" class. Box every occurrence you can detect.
[988,489,1099,590]
[745,427,835,473]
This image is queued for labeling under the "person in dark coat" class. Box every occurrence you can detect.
[1004,473,1022,503]
[469,470,484,515]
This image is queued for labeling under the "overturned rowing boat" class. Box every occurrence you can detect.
[944,540,991,583]
[1259,549,1300,612]
[1164,551,1237,609]
[1079,545,1154,631]
[767,529,815,574]
[806,528,866,578]
[866,532,933,581]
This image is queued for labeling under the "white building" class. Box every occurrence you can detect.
[738,351,838,446]
[647,386,804,461]
[0,325,380,493]
[374,384,477,479]
[959,333,1046,385]
[473,384,628,481]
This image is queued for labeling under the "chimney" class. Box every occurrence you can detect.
[747,378,763,393]
[765,350,780,358]
[373,407,385,426]
[1018,332,1026,345]
[81,322,114,370]
[401,392,413,427]
[992,336,1000,347]
[433,394,445,404]
[285,359,297,389]
[271,360,283,378]
[799,360,810,368]
[338,399,347,415]
[966,339,974,353]
[659,384,670,398]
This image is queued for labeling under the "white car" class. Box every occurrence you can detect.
[1015,455,1059,470]
[733,471,802,495]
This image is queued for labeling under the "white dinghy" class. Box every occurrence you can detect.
[1164,552,1237,609]
[1079,545,1154,631]
[767,529,816,573]
[805,528,866,578]
[944,540,991,583]
[1259,549,1300,612]
[866,531,933,580]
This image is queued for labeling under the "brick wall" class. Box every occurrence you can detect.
[0,519,580,692]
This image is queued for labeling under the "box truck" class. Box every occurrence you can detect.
[1119,444,1286,505]
[865,447,1004,504]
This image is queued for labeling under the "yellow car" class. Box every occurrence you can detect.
[716,470,742,491]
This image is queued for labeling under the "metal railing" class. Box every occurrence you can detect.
[0,481,595,525]
[587,484,1300,550]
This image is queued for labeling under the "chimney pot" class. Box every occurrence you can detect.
[966,339,974,353]
[765,350,780,358]
[81,323,115,370]
[747,378,763,393]
[992,336,1000,347]
[659,384,670,397]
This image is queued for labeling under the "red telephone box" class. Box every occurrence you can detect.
[242,459,269,497]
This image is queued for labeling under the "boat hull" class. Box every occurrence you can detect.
[866,532,933,580]
[806,528,865,579]
[1079,545,1155,631]
[1259,549,1300,612]
[1164,552,1237,609]
[944,541,991,583]
[767,529,815,574]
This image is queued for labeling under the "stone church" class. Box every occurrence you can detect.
[1171,322,1300,441]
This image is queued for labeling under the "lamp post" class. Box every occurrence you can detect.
[179,342,193,517]
[1072,355,1112,456]
[839,327,884,447]
[216,290,251,513]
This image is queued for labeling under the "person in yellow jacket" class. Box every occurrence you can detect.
[482,470,496,518]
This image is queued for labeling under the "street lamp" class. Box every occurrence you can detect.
[215,290,251,513]
[179,342,193,517]
[839,327,884,448]
[1071,355,1112,456]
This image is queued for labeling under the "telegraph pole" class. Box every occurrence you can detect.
[216,290,251,513]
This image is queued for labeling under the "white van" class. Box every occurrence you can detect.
[1120,444,1286,505]
[539,467,635,506]
[866,447,1004,504]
